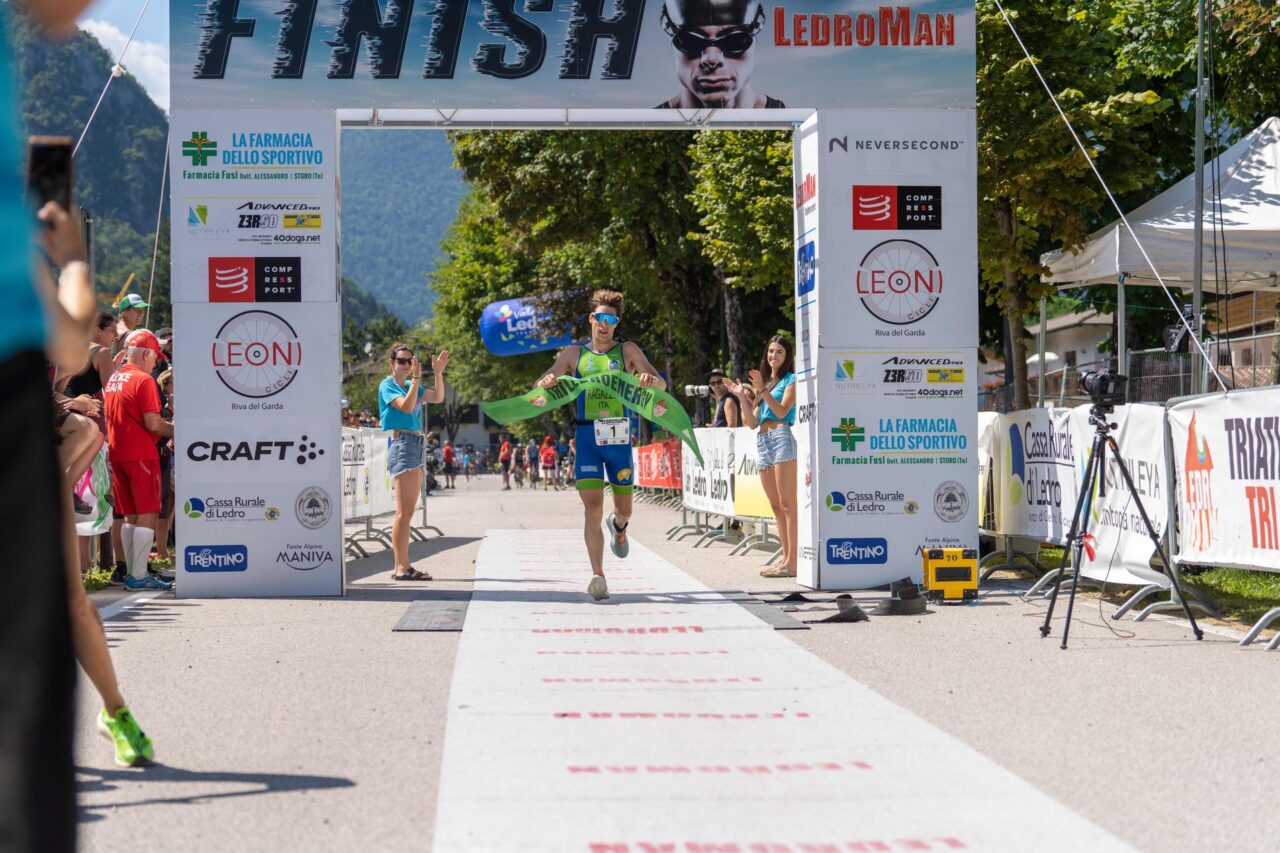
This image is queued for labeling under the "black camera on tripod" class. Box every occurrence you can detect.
[1079,369,1128,409]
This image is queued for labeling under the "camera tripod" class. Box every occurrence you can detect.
[1040,404,1204,649]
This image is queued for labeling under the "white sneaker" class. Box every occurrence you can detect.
[588,575,609,601]
[605,514,630,559]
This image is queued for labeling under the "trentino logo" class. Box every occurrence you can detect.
[187,205,208,226]
[831,418,866,452]
[184,544,248,572]
[825,491,846,512]
[834,360,856,381]
[1005,423,1025,505]
[182,132,218,166]
[827,538,889,565]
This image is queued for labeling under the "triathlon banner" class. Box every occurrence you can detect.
[731,427,776,521]
[682,428,735,516]
[1168,389,1280,573]
[994,408,1078,545]
[341,428,396,521]
[171,1,975,112]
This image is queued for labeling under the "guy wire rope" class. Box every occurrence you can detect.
[145,131,170,327]
[73,0,153,157]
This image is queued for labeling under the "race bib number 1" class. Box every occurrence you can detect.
[594,417,630,446]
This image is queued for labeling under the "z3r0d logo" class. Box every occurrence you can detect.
[854,239,942,325]
[212,310,301,399]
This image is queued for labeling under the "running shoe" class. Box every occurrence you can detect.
[97,706,155,766]
[587,574,609,601]
[605,513,630,559]
[124,574,173,591]
[109,562,128,585]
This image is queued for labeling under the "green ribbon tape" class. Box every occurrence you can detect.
[481,370,703,466]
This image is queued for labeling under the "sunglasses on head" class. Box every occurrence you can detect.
[393,356,414,365]
[671,27,755,58]
[591,312,620,327]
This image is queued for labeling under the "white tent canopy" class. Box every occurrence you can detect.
[1042,117,1280,291]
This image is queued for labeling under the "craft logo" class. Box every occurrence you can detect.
[184,544,248,573]
[296,486,333,529]
[852,185,942,230]
[208,257,302,303]
[796,241,816,296]
[855,239,942,325]
[182,131,218,166]
[212,310,301,399]
[933,480,969,522]
[183,495,279,521]
[826,537,889,565]
[927,367,964,383]
[187,434,326,466]
[283,213,322,229]
[795,173,816,209]
[831,417,866,452]
[276,543,335,572]
[1005,423,1025,505]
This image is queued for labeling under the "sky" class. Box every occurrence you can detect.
[79,0,170,111]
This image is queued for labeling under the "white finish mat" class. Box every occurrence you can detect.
[434,530,1128,852]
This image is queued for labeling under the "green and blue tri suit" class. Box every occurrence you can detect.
[572,341,634,494]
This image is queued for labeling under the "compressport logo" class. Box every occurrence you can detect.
[827,537,888,565]
[184,544,248,572]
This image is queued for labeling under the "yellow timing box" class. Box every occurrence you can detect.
[921,547,978,603]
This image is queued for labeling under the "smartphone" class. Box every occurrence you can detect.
[26,135,73,213]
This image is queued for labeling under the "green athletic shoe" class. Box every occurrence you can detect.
[97,707,154,767]
[605,513,629,559]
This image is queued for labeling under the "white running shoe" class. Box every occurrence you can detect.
[605,513,630,559]
[588,574,609,601]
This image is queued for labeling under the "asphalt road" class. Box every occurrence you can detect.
[77,474,1280,852]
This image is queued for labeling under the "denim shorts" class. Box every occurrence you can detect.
[756,424,797,470]
[387,433,424,478]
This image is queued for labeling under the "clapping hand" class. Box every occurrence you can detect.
[431,349,450,375]
[747,369,767,393]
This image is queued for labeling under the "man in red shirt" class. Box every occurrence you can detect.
[441,441,456,489]
[104,330,174,591]
[499,435,513,491]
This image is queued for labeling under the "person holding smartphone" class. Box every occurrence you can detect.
[378,343,449,580]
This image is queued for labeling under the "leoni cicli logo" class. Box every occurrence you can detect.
[212,309,302,399]
[855,239,942,325]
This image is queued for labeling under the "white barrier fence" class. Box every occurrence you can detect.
[979,390,1280,649]
[340,428,440,557]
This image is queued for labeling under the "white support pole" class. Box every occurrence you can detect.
[1037,297,1047,407]
[1117,274,1127,374]
[1191,0,1207,394]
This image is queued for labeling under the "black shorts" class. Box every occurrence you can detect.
[500,458,511,472]
[0,351,75,849]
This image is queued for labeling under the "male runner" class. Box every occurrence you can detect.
[537,290,665,601]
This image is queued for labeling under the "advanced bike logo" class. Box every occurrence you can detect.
[830,418,866,452]
[182,132,218,166]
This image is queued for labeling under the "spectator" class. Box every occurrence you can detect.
[151,327,172,377]
[153,368,174,563]
[499,434,513,490]
[378,343,449,581]
[513,441,526,488]
[63,311,116,573]
[726,335,797,578]
[104,329,174,591]
[111,294,146,358]
[707,368,740,428]
[525,436,539,486]
[540,436,559,491]
[441,440,456,489]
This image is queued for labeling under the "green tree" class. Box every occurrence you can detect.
[977,0,1168,408]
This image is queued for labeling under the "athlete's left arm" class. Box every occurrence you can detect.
[624,342,666,391]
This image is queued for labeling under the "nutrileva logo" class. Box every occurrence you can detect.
[183,131,218,166]
[1005,423,1025,505]
[830,418,866,452]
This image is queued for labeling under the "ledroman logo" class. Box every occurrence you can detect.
[182,132,218,166]
[830,418,866,452]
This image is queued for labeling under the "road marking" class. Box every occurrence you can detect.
[98,592,162,620]
[434,530,1131,852]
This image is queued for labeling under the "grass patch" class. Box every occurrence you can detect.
[83,565,113,593]
[1183,568,1280,626]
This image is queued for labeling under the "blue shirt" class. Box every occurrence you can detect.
[378,376,425,431]
[0,9,45,361]
[758,372,796,426]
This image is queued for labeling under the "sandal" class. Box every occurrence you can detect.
[760,565,797,579]
[392,568,432,581]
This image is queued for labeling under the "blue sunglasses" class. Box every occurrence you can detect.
[591,312,620,326]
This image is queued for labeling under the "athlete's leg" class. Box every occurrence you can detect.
[391,468,422,573]
[63,484,125,714]
[772,459,799,571]
[579,487,606,576]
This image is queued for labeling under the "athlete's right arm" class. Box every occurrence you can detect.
[536,346,579,388]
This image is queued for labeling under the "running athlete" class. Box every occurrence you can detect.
[537,290,665,601]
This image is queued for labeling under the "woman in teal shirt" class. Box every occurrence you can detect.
[378,342,449,580]
[727,335,797,578]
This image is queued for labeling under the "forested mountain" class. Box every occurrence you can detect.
[339,130,466,324]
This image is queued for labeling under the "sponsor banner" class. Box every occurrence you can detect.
[172,1,976,112]
[174,302,341,417]
[795,374,820,586]
[794,112,820,379]
[977,411,999,532]
[170,110,338,304]
[1069,404,1169,586]
[1168,389,1280,573]
[341,428,396,521]
[635,440,681,490]
[994,408,1078,545]
[681,428,734,516]
[812,109,977,348]
[175,480,341,596]
[815,358,976,587]
[731,427,777,521]
[176,416,340,486]
[479,298,574,357]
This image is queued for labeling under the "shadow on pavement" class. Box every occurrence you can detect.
[76,763,355,821]
[345,536,480,583]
